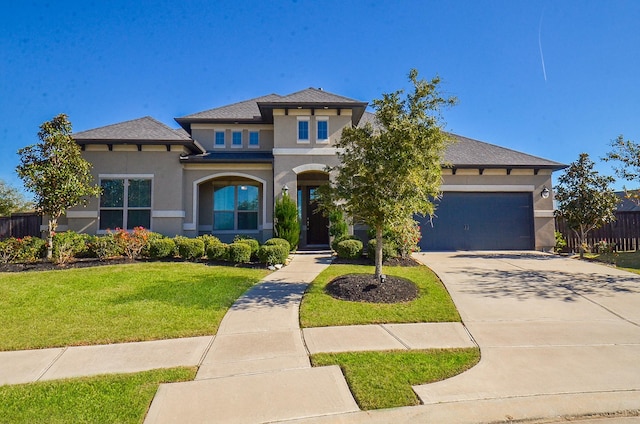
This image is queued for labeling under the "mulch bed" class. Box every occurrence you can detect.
[325,273,419,303]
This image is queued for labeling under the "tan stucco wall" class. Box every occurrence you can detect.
[191,124,274,151]
[181,164,273,241]
[273,110,351,148]
[66,147,185,236]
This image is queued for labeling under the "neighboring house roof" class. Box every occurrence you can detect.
[615,191,640,212]
[73,116,205,154]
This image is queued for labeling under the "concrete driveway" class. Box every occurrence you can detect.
[408,251,640,422]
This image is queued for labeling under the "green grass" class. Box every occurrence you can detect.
[585,250,640,274]
[0,262,269,351]
[311,348,480,410]
[0,367,196,424]
[300,264,460,327]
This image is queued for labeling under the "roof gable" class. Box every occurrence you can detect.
[178,94,282,121]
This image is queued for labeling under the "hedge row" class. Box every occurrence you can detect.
[0,228,291,267]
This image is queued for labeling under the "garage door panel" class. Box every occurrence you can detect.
[418,192,534,251]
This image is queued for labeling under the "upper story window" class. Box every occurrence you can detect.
[249,131,259,147]
[232,131,242,148]
[316,118,329,143]
[297,117,310,143]
[100,177,151,230]
[214,131,225,148]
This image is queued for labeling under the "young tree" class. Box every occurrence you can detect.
[0,179,31,216]
[16,114,101,259]
[323,69,456,279]
[274,192,300,251]
[603,134,640,202]
[555,153,619,258]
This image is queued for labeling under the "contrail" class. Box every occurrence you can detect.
[538,9,547,82]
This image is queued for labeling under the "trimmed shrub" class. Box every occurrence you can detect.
[335,239,363,259]
[367,238,398,262]
[0,236,46,264]
[233,236,259,259]
[52,231,86,264]
[148,238,176,259]
[198,234,221,251]
[174,236,205,261]
[206,242,229,261]
[91,234,124,260]
[141,232,166,258]
[274,194,300,251]
[257,244,289,265]
[263,238,291,251]
[554,231,567,253]
[228,242,252,263]
[331,234,359,252]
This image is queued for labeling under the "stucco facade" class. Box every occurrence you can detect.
[67,88,565,251]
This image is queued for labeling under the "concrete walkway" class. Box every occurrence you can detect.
[3,250,640,423]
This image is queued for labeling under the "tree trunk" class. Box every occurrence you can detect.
[577,226,586,259]
[46,217,58,261]
[375,226,383,280]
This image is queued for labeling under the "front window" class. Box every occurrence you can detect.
[214,131,225,148]
[213,184,259,231]
[232,131,242,147]
[100,178,151,230]
[297,118,309,143]
[317,119,328,142]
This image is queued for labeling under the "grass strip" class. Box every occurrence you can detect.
[0,367,196,424]
[585,251,640,274]
[0,262,269,351]
[300,264,460,327]
[311,348,480,410]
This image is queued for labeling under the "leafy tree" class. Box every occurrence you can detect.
[603,134,640,202]
[555,153,619,258]
[321,69,456,279]
[0,179,31,216]
[16,114,101,259]
[274,192,300,251]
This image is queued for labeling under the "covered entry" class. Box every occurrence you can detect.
[296,171,330,247]
[418,192,534,251]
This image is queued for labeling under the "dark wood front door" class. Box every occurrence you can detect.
[306,187,329,245]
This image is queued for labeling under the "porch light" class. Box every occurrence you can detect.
[541,186,550,199]
[282,185,289,195]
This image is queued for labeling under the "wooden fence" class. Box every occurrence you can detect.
[555,212,640,252]
[0,213,42,239]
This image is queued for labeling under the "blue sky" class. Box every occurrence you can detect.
[2,0,639,194]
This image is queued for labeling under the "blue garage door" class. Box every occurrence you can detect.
[418,192,534,251]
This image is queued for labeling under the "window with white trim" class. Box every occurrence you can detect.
[249,131,259,147]
[100,178,151,230]
[316,118,329,143]
[214,131,225,148]
[213,184,259,231]
[297,117,310,143]
[232,131,242,147]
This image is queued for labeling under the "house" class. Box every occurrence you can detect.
[64,88,566,251]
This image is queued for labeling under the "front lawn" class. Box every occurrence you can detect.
[311,348,480,409]
[0,262,269,351]
[300,264,460,327]
[585,250,640,274]
[0,367,196,424]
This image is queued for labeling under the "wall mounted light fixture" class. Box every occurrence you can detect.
[541,186,550,199]
[282,185,289,195]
